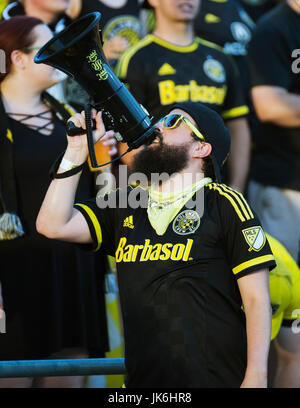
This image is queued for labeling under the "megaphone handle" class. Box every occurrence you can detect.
[85,105,98,168]
[65,105,109,168]
[66,120,96,136]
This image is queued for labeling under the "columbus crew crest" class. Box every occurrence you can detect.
[242,226,266,252]
[103,16,141,47]
[203,58,226,83]
[173,210,200,235]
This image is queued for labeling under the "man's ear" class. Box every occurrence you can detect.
[10,50,27,70]
[192,142,212,159]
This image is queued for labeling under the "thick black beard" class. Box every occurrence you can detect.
[130,139,190,183]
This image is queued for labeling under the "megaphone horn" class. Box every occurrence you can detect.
[34,12,154,169]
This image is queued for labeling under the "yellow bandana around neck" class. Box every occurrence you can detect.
[147,177,212,236]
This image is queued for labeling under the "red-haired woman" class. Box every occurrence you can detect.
[0,16,116,388]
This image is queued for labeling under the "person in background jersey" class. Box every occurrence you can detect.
[194,0,254,98]
[115,0,252,193]
[64,0,143,112]
[69,0,142,65]
[246,0,300,264]
[237,0,279,22]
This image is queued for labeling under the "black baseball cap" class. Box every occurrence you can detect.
[167,102,231,182]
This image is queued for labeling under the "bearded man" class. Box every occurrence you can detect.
[36,101,275,388]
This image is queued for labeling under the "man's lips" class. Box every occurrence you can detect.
[150,136,161,145]
[146,130,162,147]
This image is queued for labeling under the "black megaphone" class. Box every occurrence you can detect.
[34,12,155,169]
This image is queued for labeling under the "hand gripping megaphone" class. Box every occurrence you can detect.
[34,12,155,169]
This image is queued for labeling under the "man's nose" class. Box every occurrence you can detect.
[152,125,164,142]
[154,122,164,133]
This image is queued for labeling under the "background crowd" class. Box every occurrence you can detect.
[0,0,299,388]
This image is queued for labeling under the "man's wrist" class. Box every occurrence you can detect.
[60,147,88,169]
[241,369,268,388]
[59,157,81,172]
[244,368,268,381]
[50,148,88,179]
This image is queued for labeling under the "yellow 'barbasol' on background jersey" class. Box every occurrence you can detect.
[115,34,249,121]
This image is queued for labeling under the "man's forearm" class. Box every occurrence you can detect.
[36,147,88,238]
[226,118,251,193]
[269,90,300,127]
[242,296,271,386]
[238,269,271,387]
[252,86,300,127]
[37,110,115,241]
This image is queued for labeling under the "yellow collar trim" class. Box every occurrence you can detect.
[149,34,199,53]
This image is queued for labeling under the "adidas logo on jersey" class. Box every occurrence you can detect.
[158,63,177,76]
[123,215,134,229]
[205,13,221,23]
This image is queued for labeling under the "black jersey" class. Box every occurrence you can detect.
[237,0,278,22]
[75,182,275,387]
[247,3,300,191]
[115,34,249,121]
[194,0,255,99]
[195,0,255,57]
[78,0,142,47]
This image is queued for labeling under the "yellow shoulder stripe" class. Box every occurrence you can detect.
[195,36,224,53]
[233,255,275,275]
[208,183,254,222]
[220,184,254,219]
[6,129,13,143]
[75,203,102,252]
[222,106,249,120]
[115,35,154,79]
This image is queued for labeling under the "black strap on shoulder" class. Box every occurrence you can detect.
[41,92,85,179]
[42,91,76,126]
